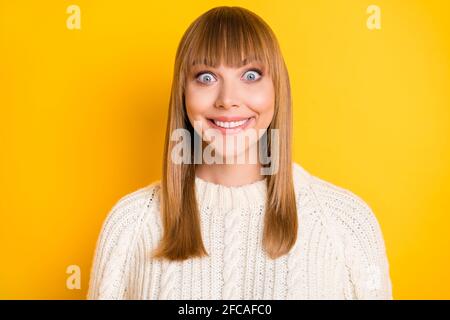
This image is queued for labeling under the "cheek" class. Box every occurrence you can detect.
[185,85,214,120]
[247,84,275,127]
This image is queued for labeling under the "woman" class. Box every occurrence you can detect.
[87,6,393,300]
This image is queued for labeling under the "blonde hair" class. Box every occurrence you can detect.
[152,6,297,261]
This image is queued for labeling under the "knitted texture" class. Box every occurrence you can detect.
[87,162,393,300]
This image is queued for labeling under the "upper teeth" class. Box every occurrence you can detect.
[213,119,249,128]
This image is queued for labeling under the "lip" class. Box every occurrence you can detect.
[208,116,251,122]
[206,116,256,135]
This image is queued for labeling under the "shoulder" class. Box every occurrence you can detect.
[101,180,161,237]
[112,181,161,213]
[306,166,373,215]
[309,170,380,235]
[94,180,161,255]
[292,164,392,298]
[291,162,313,193]
[291,162,383,246]
[87,180,161,299]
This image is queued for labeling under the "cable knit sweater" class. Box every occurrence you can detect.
[87,162,393,300]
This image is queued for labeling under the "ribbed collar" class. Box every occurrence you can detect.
[194,175,267,210]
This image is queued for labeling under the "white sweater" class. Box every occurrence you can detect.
[87,162,393,300]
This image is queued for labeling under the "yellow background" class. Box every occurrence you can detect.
[0,0,449,299]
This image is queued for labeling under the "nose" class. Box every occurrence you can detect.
[214,79,240,110]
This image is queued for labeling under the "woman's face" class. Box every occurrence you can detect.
[185,61,275,162]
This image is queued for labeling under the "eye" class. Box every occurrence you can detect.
[196,72,217,84]
[242,69,262,81]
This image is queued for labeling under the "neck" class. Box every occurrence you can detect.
[195,162,264,187]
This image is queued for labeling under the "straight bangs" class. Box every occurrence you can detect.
[180,7,279,88]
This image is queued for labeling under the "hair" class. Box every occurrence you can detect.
[152,6,297,261]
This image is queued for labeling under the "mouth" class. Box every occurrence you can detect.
[206,116,256,134]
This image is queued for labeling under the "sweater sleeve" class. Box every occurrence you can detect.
[86,188,150,300]
[344,200,393,300]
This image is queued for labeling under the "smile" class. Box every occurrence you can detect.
[212,118,249,128]
[206,116,255,134]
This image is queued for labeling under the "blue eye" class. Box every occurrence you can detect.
[196,72,216,84]
[243,69,262,81]
[195,68,263,84]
